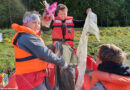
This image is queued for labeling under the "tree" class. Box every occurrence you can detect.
[0,0,25,28]
[120,0,130,26]
[1,0,130,27]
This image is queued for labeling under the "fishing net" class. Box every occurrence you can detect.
[55,42,79,90]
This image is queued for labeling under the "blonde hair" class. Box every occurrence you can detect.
[98,44,126,64]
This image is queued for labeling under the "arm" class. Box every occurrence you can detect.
[18,33,65,66]
[41,21,53,31]
[73,9,88,28]
[73,20,85,28]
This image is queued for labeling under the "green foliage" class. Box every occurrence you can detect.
[20,0,44,13]
[0,0,25,28]
[74,27,130,58]
[20,0,130,26]
[119,0,130,26]
[1,0,130,27]
[0,29,15,73]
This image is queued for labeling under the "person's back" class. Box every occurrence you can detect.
[90,44,130,90]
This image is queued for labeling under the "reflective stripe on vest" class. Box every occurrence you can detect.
[53,25,74,28]
[52,39,74,41]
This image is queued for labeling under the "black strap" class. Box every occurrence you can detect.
[53,25,74,28]
[13,33,22,45]
[53,39,74,41]
[65,39,74,41]
[16,56,37,62]
[62,24,66,39]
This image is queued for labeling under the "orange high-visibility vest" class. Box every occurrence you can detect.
[90,71,130,90]
[52,16,74,47]
[12,24,48,75]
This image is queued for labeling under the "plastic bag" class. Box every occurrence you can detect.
[42,1,57,28]
[75,11,100,90]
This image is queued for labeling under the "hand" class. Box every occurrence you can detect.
[43,12,53,21]
[60,62,68,70]
[49,13,53,20]
[86,8,92,14]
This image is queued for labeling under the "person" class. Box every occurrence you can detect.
[42,4,87,48]
[11,11,67,90]
[41,4,88,89]
[90,44,130,90]
[42,6,99,89]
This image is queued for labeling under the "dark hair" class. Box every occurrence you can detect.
[98,44,126,64]
[56,4,68,15]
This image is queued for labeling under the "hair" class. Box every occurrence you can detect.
[97,44,126,64]
[56,4,68,15]
[23,11,41,24]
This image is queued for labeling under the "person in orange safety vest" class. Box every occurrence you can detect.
[90,44,130,90]
[42,4,88,48]
[12,11,67,90]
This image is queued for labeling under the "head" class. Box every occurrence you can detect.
[86,8,92,14]
[56,4,68,20]
[96,44,126,65]
[23,11,41,32]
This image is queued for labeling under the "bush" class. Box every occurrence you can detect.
[0,0,25,28]
[74,27,130,58]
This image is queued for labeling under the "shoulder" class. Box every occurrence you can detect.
[18,33,39,44]
[20,33,37,39]
[66,16,73,20]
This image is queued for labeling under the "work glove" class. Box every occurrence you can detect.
[61,62,68,70]
[47,44,56,51]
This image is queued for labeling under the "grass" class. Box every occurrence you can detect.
[0,27,130,73]
[0,29,16,73]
